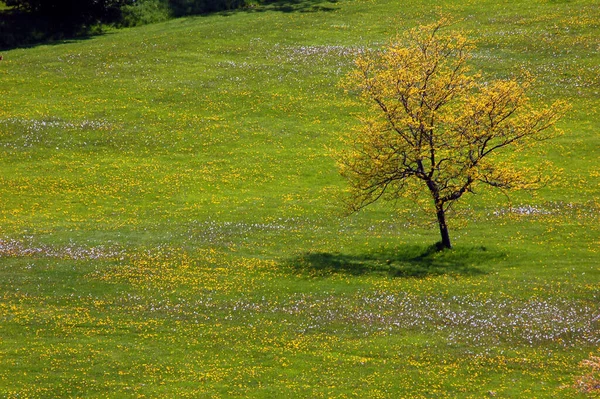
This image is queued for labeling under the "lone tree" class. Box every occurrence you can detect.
[338,20,567,249]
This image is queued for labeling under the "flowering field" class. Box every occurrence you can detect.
[0,0,599,397]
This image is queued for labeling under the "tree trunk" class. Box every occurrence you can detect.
[435,203,452,249]
[427,179,452,250]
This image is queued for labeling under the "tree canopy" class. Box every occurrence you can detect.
[337,19,568,249]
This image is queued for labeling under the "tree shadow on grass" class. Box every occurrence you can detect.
[286,244,506,278]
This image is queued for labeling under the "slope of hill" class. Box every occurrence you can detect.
[0,0,598,396]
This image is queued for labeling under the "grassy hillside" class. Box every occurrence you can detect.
[0,0,599,397]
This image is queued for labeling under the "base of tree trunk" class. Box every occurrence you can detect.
[434,241,452,251]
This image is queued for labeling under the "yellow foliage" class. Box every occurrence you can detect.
[337,19,569,248]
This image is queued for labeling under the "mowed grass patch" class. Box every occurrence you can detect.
[0,0,599,397]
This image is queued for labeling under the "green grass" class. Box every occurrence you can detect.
[0,0,599,397]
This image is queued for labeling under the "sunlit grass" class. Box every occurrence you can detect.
[0,0,598,397]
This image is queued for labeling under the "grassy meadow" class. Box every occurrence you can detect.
[0,0,599,397]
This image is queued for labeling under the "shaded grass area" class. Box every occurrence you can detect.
[0,0,341,50]
[287,245,500,277]
[0,8,107,50]
[248,0,339,13]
